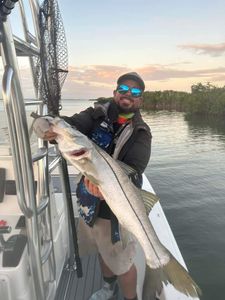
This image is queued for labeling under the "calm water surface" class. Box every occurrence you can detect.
[143,111,225,300]
[1,99,225,300]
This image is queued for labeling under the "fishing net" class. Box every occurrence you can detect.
[34,0,68,115]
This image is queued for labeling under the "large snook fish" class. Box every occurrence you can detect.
[49,117,201,299]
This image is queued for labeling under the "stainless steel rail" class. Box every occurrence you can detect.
[13,35,40,56]
[0,1,56,299]
[32,147,48,162]
[18,0,57,293]
[1,18,45,299]
[41,240,53,265]
[0,1,73,299]
[2,66,33,218]
[25,100,43,105]
[37,195,49,215]
[49,155,62,173]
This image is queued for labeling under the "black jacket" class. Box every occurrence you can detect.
[62,100,152,176]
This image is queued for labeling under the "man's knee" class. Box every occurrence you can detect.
[119,264,137,281]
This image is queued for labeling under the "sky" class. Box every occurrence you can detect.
[2,0,225,99]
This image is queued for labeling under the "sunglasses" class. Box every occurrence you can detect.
[116,84,142,98]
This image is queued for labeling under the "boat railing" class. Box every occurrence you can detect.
[2,65,34,218]
[1,46,46,300]
[0,1,71,299]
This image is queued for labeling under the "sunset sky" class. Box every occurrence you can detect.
[4,0,225,99]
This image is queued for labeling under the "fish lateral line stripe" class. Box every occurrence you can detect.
[97,148,162,263]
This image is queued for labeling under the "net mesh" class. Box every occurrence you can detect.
[35,0,68,115]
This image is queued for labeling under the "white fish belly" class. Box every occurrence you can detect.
[95,152,170,269]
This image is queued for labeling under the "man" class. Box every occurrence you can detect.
[34,72,151,300]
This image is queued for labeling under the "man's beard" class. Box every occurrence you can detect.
[116,103,138,113]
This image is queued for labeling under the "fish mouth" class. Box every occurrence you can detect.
[67,148,89,158]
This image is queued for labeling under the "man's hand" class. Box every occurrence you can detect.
[43,128,58,141]
[33,117,57,141]
[84,177,104,200]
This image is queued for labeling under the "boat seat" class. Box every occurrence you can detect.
[5,180,37,195]
[15,215,26,229]
[2,234,27,267]
[0,168,6,203]
[5,180,17,195]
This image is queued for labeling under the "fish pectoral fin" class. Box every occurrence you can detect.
[83,173,101,186]
[76,172,83,182]
[116,160,137,177]
[140,189,160,215]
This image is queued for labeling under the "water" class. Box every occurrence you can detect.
[1,99,225,299]
[143,111,225,300]
[0,101,40,145]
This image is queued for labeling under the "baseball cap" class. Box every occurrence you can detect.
[117,72,145,91]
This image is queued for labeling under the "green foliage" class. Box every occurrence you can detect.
[186,83,225,116]
[142,90,189,112]
[142,83,225,116]
[95,83,225,117]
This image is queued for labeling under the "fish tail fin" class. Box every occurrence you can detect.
[142,257,202,300]
[163,256,202,297]
[142,265,164,300]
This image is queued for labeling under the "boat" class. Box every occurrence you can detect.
[0,1,199,299]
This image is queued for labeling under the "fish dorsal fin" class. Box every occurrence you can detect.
[116,160,137,177]
[140,189,160,215]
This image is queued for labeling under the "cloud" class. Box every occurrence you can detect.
[179,42,225,57]
[67,64,225,84]
[62,79,112,99]
[62,64,225,97]
[138,65,225,81]
[1,62,225,99]
[209,74,225,82]
[68,65,131,84]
